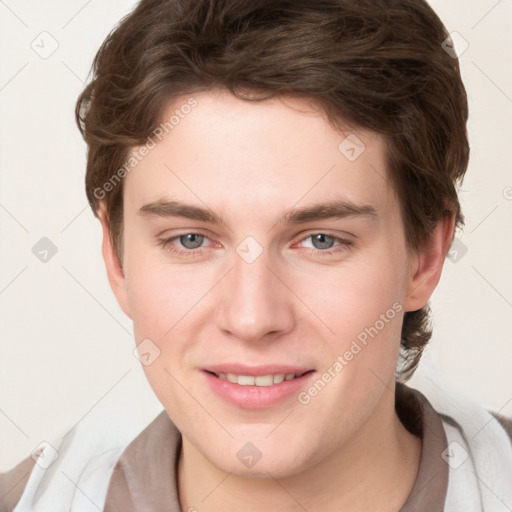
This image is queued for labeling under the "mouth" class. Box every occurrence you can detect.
[202,366,316,408]
[206,370,312,386]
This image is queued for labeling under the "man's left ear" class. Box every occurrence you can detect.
[403,213,456,312]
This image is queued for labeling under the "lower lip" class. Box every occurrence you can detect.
[202,370,315,409]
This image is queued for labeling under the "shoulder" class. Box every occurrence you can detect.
[0,401,165,512]
[103,409,182,511]
[0,456,37,512]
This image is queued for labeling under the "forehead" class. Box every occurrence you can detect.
[124,90,397,222]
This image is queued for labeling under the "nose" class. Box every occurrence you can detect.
[215,248,295,343]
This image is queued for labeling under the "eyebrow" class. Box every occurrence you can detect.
[138,199,377,226]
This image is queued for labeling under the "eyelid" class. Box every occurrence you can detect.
[172,231,219,248]
[291,229,355,243]
[157,228,217,244]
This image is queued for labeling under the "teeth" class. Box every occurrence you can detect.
[273,374,285,384]
[215,372,297,386]
[238,375,256,385]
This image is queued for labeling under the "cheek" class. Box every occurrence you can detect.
[294,262,405,414]
[294,252,407,381]
[298,258,404,333]
[123,255,211,408]
[124,246,218,346]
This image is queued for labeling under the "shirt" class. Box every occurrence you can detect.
[2,382,511,511]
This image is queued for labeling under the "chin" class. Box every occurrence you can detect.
[215,453,307,479]
[198,435,315,480]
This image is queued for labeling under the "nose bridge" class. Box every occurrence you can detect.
[215,245,294,341]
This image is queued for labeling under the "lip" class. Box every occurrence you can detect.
[203,364,313,377]
[202,365,316,409]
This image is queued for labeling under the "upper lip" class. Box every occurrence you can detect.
[203,364,314,377]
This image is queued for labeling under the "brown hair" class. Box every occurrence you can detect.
[75,0,469,381]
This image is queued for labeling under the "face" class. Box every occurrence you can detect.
[102,89,435,478]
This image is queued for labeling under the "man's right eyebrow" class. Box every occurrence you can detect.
[138,200,224,224]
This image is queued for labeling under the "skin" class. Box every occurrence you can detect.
[99,89,455,511]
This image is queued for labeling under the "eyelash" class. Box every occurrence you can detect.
[157,232,353,258]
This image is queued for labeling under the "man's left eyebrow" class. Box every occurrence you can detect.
[277,199,378,225]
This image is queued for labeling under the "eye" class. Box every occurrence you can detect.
[304,233,336,250]
[296,233,353,256]
[157,232,212,258]
[157,231,353,259]
[175,233,205,249]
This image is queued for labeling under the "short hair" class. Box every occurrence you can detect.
[75,0,470,381]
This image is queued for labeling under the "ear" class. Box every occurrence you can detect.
[98,204,132,319]
[403,213,456,312]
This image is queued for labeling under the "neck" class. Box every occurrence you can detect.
[177,387,422,511]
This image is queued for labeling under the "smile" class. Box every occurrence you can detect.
[212,372,306,386]
[203,368,316,408]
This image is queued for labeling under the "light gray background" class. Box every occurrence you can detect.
[1,0,511,470]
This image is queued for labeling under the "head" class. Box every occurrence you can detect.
[75,0,468,477]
